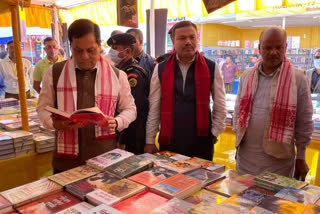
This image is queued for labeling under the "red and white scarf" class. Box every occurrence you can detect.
[159,52,211,145]
[56,56,119,156]
[237,57,297,144]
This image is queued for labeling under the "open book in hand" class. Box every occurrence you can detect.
[45,106,108,127]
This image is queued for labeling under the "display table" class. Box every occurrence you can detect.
[0,152,53,191]
[214,126,320,186]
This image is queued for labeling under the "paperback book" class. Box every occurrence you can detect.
[112,190,168,214]
[187,201,249,214]
[149,197,194,214]
[205,172,254,197]
[99,179,146,201]
[84,204,124,214]
[184,189,227,205]
[48,165,100,186]
[250,195,306,214]
[275,186,320,205]
[156,160,201,173]
[86,189,121,206]
[185,168,225,186]
[128,166,178,187]
[0,178,62,207]
[254,171,308,192]
[0,195,12,213]
[55,202,93,214]
[65,171,120,200]
[184,157,225,173]
[17,191,81,214]
[86,149,134,170]
[105,155,153,178]
[155,151,190,161]
[302,204,320,214]
[151,174,202,199]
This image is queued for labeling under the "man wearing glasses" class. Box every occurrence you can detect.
[307,49,320,93]
[33,37,63,94]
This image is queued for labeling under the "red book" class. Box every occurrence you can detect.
[112,191,168,214]
[17,191,81,214]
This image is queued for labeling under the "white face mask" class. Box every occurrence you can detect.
[108,48,126,65]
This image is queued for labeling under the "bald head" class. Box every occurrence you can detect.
[259,27,287,44]
[258,27,287,74]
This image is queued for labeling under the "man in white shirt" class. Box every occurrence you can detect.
[145,21,226,160]
[0,40,33,99]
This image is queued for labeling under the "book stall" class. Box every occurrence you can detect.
[0,149,320,214]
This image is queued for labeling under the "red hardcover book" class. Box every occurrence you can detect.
[17,191,81,214]
[112,190,168,214]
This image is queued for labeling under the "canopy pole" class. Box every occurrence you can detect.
[10,5,29,131]
[149,0,155,57]
[282,17,286,29]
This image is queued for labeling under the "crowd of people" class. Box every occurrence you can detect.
[0,18,316,182]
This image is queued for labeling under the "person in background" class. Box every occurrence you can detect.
[0,50,7,59]
[107,33,149,154]
[58,48,65,59]
[145,21,226,160]
[33,37,63,94]
[233,27,313,181]
[111,30,123,37]
[37,19,136,173]
[0,40,33,99]
[154,53,172,65]
[307,49,320,93]
[248,55,258,68]
[126,28,155,79]
[221,56,238,94]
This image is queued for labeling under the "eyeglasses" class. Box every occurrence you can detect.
[315,56,320,59]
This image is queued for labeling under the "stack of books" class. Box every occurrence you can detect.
[6,130,35,156]
[39,125,55,136]
[0,98,19,108]
[254,171,308,193]
[0,133,15,160]
[33,132,55,153]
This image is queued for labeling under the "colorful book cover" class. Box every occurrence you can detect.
[275,186,320,205]
[151,174,202,199]
[48,165,100,186]
[112,190,168,214]
[1,178,62,207]
[137,153,156,161]
[17,191,81,214]
[185,168,225,186]
[238,187,274,204]
[128,166,178,187]
[100,179,146,201]
[105,155,153,178]
[65,171,120,199]
[303,185,320,202]
[222,194,257,210]
[254,171,308,190]
[302,204,320,214]
[84,204,124,214]
[86,189,121,206]
[55,202,93,214]
[184,157,225,172]
[184,189,227,205]
[156,160,201,173]
[250,195,306,214]
[205,173,254,197]
[149,197,194,214]
[153,156,176,167]
[0,195,12,213]
[187,201,249,214]
[86,149,134,170]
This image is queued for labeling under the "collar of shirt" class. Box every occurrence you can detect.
[258,62,282,78]
[135,51,145,62]
[3,55,13,63]
[176,54,196,66]
[44,56,63,65]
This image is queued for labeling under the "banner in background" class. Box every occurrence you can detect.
[202,0,236,13]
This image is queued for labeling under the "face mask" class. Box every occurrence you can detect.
[315,59,320,69]
[108,48,126,65]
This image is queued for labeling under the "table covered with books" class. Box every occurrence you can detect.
[0,149,320,214]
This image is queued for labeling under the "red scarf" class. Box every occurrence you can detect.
[160,52,210,145]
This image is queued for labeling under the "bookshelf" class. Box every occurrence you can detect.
[202,47,315,71]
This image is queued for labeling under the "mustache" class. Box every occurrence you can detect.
[183,45,194,49]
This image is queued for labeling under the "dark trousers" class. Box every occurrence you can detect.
[5,90,31,100]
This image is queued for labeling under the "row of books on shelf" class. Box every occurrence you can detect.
[1,148,320,214]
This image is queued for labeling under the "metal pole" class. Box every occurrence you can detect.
[282,17,286,30]
[149,0,155,57]
[10,5,29,131]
